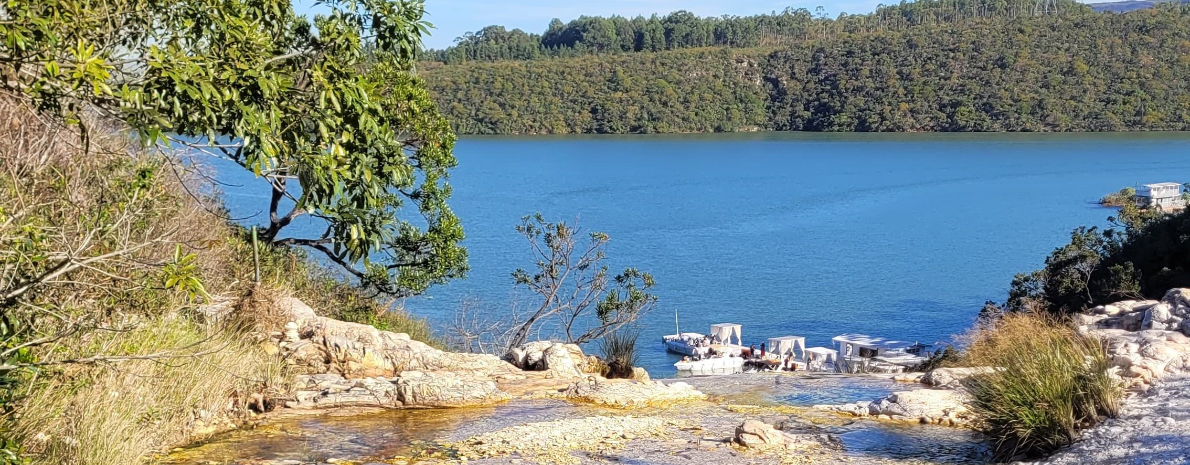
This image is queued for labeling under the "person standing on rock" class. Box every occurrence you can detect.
[760,343,766,358]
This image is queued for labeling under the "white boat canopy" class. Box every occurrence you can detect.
[831,333,912,351]
[805,347,838,362]
[767,336,806,358]
[710,323,742,345]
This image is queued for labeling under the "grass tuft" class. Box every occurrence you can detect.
[11,318,287,465]
[963,312,1120,461]
[598,329,640,379]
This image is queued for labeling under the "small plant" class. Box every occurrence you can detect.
[598,329,640,379]
[964,313,1120,461]
[162,245,210,303]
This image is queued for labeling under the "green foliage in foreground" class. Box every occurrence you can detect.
[964,313,1119,460]
[1,0,467,297]
[423,4,1190,134]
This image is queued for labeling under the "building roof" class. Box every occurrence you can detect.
[1142,182,1183,188]
[831,333,913,350]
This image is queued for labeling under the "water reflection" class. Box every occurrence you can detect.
[166,401,588,464]
[839,422,992,463]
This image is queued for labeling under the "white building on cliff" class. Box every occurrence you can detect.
[1136,182,1186,211]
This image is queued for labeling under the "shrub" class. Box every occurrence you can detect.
[598,329,640,379]
[964,313,1120,461]
[1098,187,1136,207]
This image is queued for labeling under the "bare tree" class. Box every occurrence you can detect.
[504,214,657,352]
[448,296,532,355]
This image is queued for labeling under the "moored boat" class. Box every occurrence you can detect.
[662,332,711,357]
[674,355,745,374]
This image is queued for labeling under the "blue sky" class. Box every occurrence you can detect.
[295,0,1098,49]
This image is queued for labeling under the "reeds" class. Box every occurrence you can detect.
[963,312,1120,461]
[598,329,640,379]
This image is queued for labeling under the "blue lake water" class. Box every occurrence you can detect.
[211,132,1190,377]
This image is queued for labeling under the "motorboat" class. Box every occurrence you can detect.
[663,322,747,357]
[832,333,930,373]
[674,355,745,374]
[662,332,711,357]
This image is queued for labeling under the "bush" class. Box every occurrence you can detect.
[964,313,1120,461]
[598,329,640,379]
[1099,187,1136,207]
[0,91,435,464]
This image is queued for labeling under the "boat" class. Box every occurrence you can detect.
[832,333,930,373]
[662,311,747,358]
[662,332,711,357]
[674,356,745,374]
[663,322,747,357]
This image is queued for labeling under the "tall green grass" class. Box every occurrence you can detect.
[964,313,1120,461]
[11,318,287,465]
[598,329,640,379]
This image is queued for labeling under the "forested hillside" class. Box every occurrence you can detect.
[420,0,1190,134]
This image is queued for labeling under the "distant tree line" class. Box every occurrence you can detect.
[424,0,1089,64]
[420,1,1190,134]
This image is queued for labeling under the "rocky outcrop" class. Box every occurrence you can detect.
[733,420,838,451]
[1075,289,1190,391]
[734,420,786,448]
[270,296,698,411]
[894,367,997,388]
[1079,289,1190,335]
[816,388,972,427]
[564,376,706,408]
[504,341,600,379]
[288,371,511,409]
[277,297,517,379]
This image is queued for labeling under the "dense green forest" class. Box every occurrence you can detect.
[420,0,1190,134]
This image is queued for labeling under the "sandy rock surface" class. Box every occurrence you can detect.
[271,296,701,410]
[563,376,707,408]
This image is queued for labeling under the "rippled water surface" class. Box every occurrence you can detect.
[173,374,991,464]
[166,401,593,464]
[212,132,1190,376]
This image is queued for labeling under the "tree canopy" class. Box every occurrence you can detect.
[419,1,1190,134]
[1,0,467,296]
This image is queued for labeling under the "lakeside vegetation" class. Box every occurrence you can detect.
[420,0,1190,134]
[961,176,1190,459]
[1099,187,1137,207]
[0,0,456,462]
[960,313,1119,460]
[3,0,1186,463]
